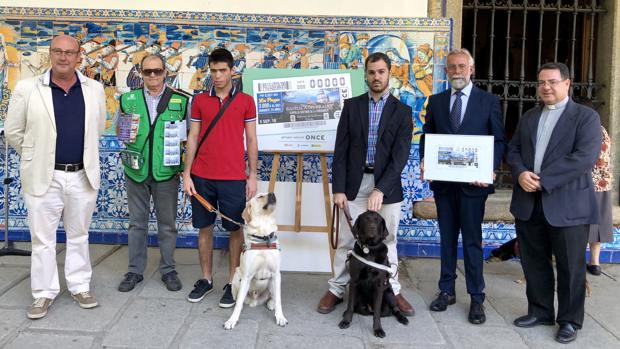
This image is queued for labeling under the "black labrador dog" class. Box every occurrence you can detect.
[338,211,408,338]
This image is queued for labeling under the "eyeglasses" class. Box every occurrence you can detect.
[141,68,165,76]
[50,48,79,57]
[447,64,469,71]
[537,79,565,88]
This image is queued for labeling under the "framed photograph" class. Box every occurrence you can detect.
[423,134,495,184]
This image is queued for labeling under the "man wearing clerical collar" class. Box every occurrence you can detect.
[508,62,602,344]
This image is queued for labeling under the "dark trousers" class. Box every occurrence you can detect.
[126,175,180,275]
[435,186,487,304]
[515,194,588,328]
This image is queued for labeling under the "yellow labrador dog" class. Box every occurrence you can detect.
[224,192,288,329]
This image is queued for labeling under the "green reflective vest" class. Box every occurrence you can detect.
[120,88,188,182]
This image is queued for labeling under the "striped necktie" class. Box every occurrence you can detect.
[450,90,463,131]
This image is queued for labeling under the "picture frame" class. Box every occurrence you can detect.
[423,134,495,184]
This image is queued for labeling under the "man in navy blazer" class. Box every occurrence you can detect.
[420,48,505,324]
[507,62,601,344]
[317,52,414,316]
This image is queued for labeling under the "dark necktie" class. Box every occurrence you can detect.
[450,91,463,131]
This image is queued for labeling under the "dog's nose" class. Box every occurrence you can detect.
[267,192,276,204]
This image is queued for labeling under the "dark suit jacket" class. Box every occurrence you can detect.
[332,93,413,204]
[420,85,506,196]
[507,99,602,227]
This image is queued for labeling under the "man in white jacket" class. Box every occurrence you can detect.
[5,34,106,319]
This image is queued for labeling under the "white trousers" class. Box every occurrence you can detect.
[24,170,98,299]
[328,174,403,298]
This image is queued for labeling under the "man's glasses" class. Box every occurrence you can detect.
[537,79,565,88]
[50,48,79,57]
[141,68,165,76]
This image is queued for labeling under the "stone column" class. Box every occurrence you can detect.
[428,0,462,49]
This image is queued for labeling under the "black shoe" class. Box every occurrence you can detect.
[187,279,213,303]
[556,323,578,344]
[468,302,486,324]
[161,270,182,291]
[118,272,144,292]
[219,284,236,308]
[429,292,456,312]
[513,314,555,328]
[587,264,602,276]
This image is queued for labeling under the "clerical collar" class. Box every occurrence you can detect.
[544,96,569,110]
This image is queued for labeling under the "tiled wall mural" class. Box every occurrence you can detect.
[2,6,615,259]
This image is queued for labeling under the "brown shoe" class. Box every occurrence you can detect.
[317,291,343,314]
[395,294,415,316]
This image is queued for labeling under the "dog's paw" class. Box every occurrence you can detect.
[223,318,238,330]
[395,312,409,325]
[266,299,275,311]
[275,314,288,327]
[338,320,351,329]
[373,328,386,338]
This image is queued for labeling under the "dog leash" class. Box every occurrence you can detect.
[192,192,246,227]
[330,204,355,249]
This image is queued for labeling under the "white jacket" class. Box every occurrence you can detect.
[5,69,106,196]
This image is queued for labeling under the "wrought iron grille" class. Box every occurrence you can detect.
[462,0,606,187]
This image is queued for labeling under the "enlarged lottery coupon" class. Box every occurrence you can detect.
[252,73,352,137]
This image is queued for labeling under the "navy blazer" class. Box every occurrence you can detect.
[420,85,506,196]
[332,93,413,204]
[507,99,602,227]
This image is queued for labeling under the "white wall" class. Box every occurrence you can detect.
[1,0,427,18]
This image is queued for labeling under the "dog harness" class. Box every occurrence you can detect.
[244,232,280,251]
[348,249,397,278]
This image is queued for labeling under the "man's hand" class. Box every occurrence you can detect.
[333,193,348,209]
[518,171,541,192]
[471,172,496,188]
[368,189,383,212]
[246,174,257,200]
[182,172,197,196]
[420,159,432,183]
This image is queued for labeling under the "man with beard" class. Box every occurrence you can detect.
[420,48,505,324]
[317,52,415,317]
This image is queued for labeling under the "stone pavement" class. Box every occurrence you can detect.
[1,242,619,349]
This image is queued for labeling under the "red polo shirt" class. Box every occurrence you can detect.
[190,87,256,180]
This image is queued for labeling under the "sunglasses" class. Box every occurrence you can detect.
[141,68,165,76]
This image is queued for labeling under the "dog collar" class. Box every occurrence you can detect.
[244,232,279,252]
[250,232,276,241]
[355,241,385,255]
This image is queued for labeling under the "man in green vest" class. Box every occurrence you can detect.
[116,54,189,292]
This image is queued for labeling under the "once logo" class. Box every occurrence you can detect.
[305,134,325,141]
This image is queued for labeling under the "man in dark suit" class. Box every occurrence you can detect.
[507,62,601,344]
[420,48,505,324]
[317,52,414,316]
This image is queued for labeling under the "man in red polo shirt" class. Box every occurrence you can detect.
[183,48,258,306]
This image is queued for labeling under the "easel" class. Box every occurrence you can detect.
[266,150,335,267]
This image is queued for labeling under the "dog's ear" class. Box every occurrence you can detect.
[241,201,252,223]
[380,216,389,239]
